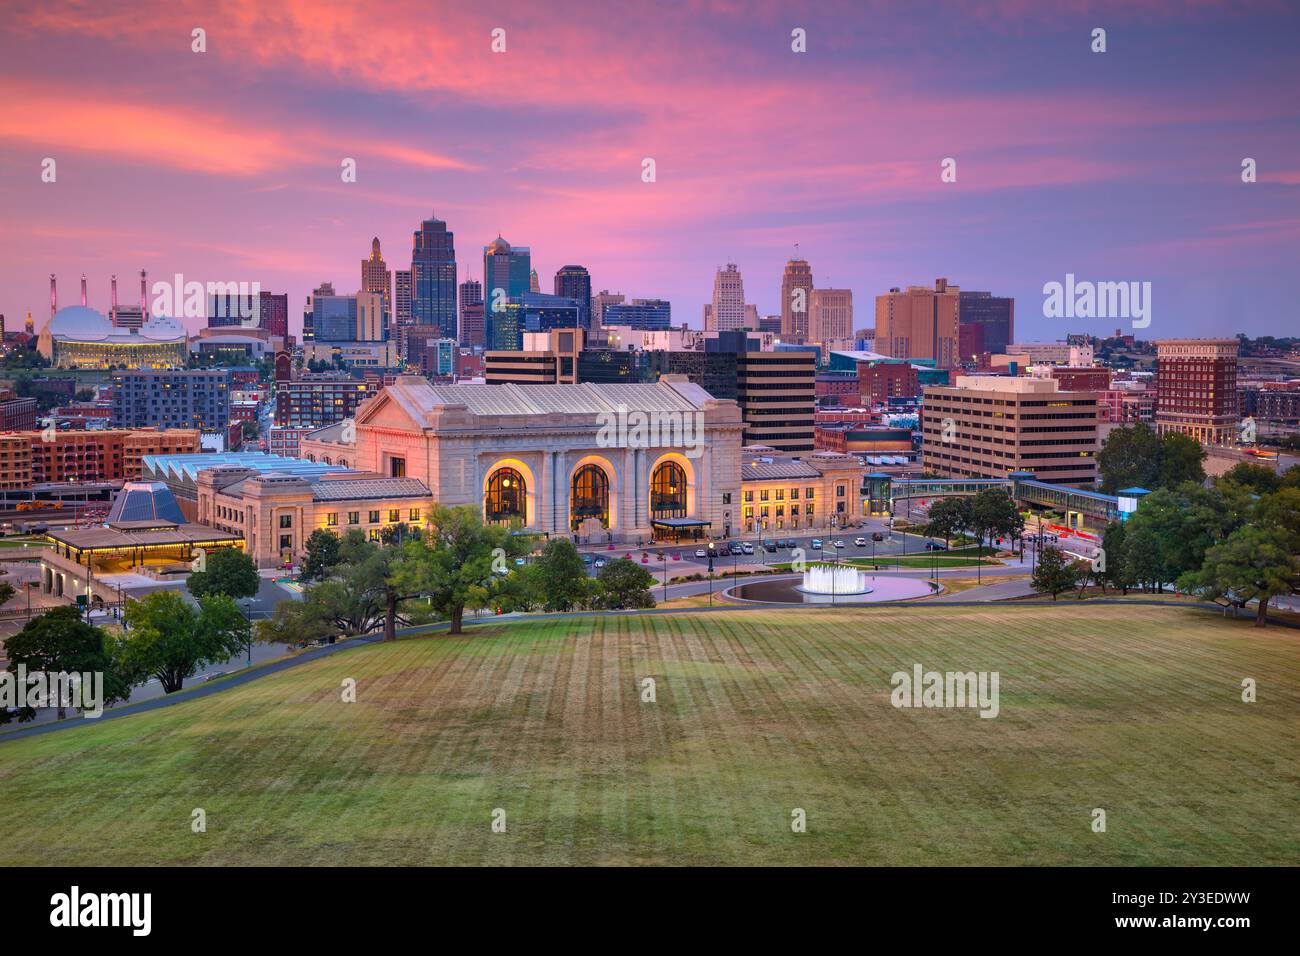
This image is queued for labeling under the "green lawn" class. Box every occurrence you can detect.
[0,605,1297,866]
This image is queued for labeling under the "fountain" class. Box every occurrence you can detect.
[797,563,872,596]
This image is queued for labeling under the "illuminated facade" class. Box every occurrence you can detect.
[37,306,188,369]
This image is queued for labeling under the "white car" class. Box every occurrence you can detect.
[834,540,846,549]
[854,537,867,547]
[695,549,707,558]
[741,542,754,554]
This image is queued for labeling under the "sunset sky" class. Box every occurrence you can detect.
[1,0,1298,339]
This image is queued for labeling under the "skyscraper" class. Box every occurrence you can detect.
[303,282,336,343]
[875,278,961,368]
[394,270,412,327]
[1155,339,1240,446]
[591,290,625,333]
[553,265,592,330]
[809,288,853,347]
[958,290,1014,357]
[780,258,814,342]
[483,236,531,308]
[361,237,392,318]
[707,263,746,332]
[459,277,484,347]
[410,214,457,339]
[529,269,541,293]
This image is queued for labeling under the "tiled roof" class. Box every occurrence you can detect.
[741,460,823,481]
[308,477,431,501]
[387,377,711,420]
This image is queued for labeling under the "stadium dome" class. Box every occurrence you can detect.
[49,305,113,341]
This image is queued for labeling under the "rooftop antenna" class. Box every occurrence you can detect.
[81,273,87,307]
[50,274,57,320]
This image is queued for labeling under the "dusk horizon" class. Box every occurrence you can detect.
[3,0,1299,339]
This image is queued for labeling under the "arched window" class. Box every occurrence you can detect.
[485,467,526,524]
[570,464,610,529]
[651,461,687,518]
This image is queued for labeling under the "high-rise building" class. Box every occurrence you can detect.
[602,299,671,330]
[736,349,816,452]
[1155,339,1240,446]
[394,270,412,327]
[357,291,386,342]
[780,258,814,342]
[275,373,378,429]
[258,291,289,340]
[591,290,625,332]
[809,288,853,347]
[361,237,392,318]
[459,278,484,347]
[875,278,961,368]
[707,263,747,332]
[483,236,531,307]
[303,282,335,343]
[958,290,1013,357]
[921,376,1099,484]
[311,292,359,342]
[411,214,457,338]
[553,265,592,330]
[111,369,232,433]
[529,269,541,293]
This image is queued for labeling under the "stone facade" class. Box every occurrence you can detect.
[337,375,745,543]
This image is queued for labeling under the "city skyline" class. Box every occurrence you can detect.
[2,1,1299,340]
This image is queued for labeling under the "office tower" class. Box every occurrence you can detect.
[410,214,457,338]
[303,282,335,343]
[361,237,392,317]
[529,268,541,293]
[394,270,412,326]
[483,236,531,307]
[459,277,484,347]
[875,278,961,368]
[958,290,1014,357]
[258,291,289,340]
[206,290,258,328]
[553,265,592,330]
[311,292,358,342]
[1155,339,1240,446]
[602,299,671,330]
[736,349,816,452]
[780,258,814,342]
[707,263,746,332]
[591,290,625,332]
[357,291,386,342]
[275,374,378,429]
[744,304,760,329]
[922,377,1099,484]
[809,288,853,346]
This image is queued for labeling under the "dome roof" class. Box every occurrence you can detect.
[50,305,114,341]
[485,236,512,255]
[138,314,187,340]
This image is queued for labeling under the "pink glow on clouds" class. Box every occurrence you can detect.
[1,0,1297,337]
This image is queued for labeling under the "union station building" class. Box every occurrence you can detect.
[302,375,747,544]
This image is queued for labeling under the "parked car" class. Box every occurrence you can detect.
[582,554,594,566]
[925,541,948,551]
[872,532,884,542]
[854,537,867,547]
[741,542,754,554]
[594,558,607,569]
[811,539,823,550]
[764,542,778,553]
[834,540,846,549]
[695,548,707,558]
[728,541,742,553]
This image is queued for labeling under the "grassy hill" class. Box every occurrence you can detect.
[0,604,1296,865]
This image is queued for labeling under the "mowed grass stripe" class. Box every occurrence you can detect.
[0,605,1296,865]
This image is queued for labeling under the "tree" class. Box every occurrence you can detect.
[1097,423,1162,494]
[1119,484,1238,590]
[301,529,342,583]
[1098,521,1135,595]
[970,488,1023,554]
[1031,546,1086,600]
[241,419,260,441]
[923,496,972,548]
[113,591,250,693]
[186,547,259,602]
[74,388,95,402]
[1178,527,1300,627]
[0,606,131,721]
[256,598,335,647]
[591,558,656,610]
[387,505,525,635]
[532,538,593,612]
[1156,432,1207,489]
[1217,462,1281,496]
[0,580,15,608]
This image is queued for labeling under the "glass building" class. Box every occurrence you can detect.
[411,215,457,339]
[311,294,358,342]
[483,236,531,309]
